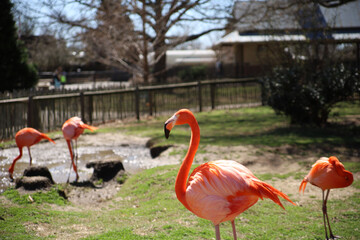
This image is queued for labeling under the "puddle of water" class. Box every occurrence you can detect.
[0,139,154,193]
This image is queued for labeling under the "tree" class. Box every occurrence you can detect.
[37,0,233,84]
[0,0,38,92]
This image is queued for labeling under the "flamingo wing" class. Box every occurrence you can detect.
[305,157,354,190]
[185,160,293,225]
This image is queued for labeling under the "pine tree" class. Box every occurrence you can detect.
[0,0,38,92]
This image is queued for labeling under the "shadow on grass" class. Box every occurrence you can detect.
[164,121,360,156]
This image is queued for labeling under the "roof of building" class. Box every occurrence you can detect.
[233,0,360,32]
[217,0,360,45]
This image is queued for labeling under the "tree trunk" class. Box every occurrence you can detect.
[153,45,167,83]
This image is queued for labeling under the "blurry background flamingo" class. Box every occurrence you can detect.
[8,127,55,180]
[299,156,353,240]
[164,109,295,240]
[62,117,98,182]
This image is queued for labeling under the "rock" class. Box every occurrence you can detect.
[23,166,55,184]
[15,176,53,190]
[150,145,171,158]
[86,159,125,182]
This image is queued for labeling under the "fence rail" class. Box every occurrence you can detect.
[0,78,261,140]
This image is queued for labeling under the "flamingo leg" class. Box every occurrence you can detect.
[231,220,238,240]
[74,139,78,171]
[67,155,73,184]
[324,190,339,239]
[27,146,32,166]
[73,140,79,182]
[66,140,79,183]
[215,225,221,240]
[322,190,329,240]
[9,147,23,180]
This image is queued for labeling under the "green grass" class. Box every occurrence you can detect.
[2,185,67,205]
[1,102,359,239]
[106,102,360,152]
[1,164,359,239]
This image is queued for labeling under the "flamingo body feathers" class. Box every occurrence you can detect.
[15,127,55,147]
[186,160,294,225]
[62,117,97,140]
[299,156,353,192]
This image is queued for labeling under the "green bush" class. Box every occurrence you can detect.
[178,65,207,82]
[262,64,360,126]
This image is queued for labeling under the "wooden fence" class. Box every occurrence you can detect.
[0,78,261,140]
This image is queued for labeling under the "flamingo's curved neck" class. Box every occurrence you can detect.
[175,115,200,212]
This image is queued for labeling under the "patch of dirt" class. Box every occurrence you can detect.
[65,180,122,208]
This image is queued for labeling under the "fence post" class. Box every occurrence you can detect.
[88,95,93,124]
[198,80,202,112]
[148,90,153,116]
[135,86,140,120]
[80,92,85,123]
[27,96,33,127]
[210,82,216,110]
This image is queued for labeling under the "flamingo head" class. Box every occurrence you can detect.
[164,109,194,139]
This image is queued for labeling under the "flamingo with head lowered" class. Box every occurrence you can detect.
[9,127,55,180]
[299,156,353,240]
[62,117,97,182]
[164,109,296,240]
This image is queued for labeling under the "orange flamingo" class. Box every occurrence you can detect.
[164,109,295,240]
[62,117,97,182]
[299,156,353,240]
[9,127,55,180]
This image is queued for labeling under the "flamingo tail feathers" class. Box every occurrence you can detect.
[253,180,296,209]
[41,133,55,144]
[299,178,308,193]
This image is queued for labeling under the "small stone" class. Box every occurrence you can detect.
[150,145,171,158]
[86,159,125,182]
[23,166,55,184]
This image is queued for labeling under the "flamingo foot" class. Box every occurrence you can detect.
[329,235,341,240]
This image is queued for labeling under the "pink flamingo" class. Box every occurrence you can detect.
[299,156,353,240]
[9,127,55,180]
[164,109,295,240]
[62,117,97,182]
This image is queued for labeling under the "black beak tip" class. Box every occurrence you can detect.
[164,124,170,139]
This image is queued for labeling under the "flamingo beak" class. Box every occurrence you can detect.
[164,114,178,139]
[164,124,170,139]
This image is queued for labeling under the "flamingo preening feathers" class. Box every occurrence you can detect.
[299,156,353,240]
[164,109,295,240]
[62,117,97,182]
[9,127,55,180]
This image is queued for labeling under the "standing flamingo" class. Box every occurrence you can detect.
[299,156,353,240]
[9,127,55,180]
[62,117,97,182]
[164,109,295,240]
